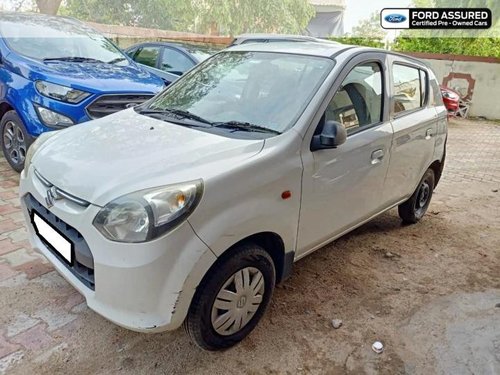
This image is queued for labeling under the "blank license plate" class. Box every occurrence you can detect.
[33,212,72,264]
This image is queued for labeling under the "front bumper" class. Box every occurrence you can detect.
[19,166,217,332]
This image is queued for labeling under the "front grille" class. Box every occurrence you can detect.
[24,194,95,290]
[34,170,90,208]
[86,94,154,119]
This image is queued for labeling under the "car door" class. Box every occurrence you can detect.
[296,53,393,257]
[158,47,196,85]
[381,57,438,207]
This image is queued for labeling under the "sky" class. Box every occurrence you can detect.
[343,0,413,33]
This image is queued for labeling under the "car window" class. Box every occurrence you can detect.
[0,18,128,65]
[125,48,137,59]
[160,48,193,75]
[134,46,160,68]
[392,64,422,114]
[147,51,334,134]
[325,62,383,134]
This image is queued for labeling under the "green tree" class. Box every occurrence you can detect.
[190,0,315,35]
[393,0,500,57]
[60,0,315,36]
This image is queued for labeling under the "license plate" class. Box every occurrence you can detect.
[32,212,72,264]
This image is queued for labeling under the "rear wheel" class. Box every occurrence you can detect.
[1,111,33,172]
[184,244,275,350]
[398,168,435,224]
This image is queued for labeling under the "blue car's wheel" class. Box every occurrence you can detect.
[1,110,33,173]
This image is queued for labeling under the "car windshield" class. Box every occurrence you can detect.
[0,16,128,65]
[145,51,334,133]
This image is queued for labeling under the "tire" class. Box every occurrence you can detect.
[398,168,435,224]
[1,110,33,173]
[184,243,276,350]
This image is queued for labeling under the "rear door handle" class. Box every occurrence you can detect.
[371,149,384,165]
[425,128,433,140]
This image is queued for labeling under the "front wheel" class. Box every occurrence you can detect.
[184,244,276,350]
[1,110,33,173]
[398,168,435,224]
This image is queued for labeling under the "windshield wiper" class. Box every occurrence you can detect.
[164,108,213,125]
[108,57,127,64]
[43,57,105,63]
[212,121,281,134]
[137,109,212,128]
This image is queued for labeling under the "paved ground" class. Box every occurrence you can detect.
[0,118,499,374]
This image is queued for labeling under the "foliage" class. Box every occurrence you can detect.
[327,37,384,48]
[190,0,315,35]
[393,37,500,58]
[328,11,386,49]
[59,0,315,36]
[391,0,500,58]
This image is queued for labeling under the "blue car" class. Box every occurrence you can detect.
[125,42,216,85]
[0,12,165,171]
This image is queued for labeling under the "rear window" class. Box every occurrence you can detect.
[392,64,422,114]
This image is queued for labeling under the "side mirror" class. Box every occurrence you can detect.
[311,120,347,151]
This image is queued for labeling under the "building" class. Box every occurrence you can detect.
[307,0,346,37]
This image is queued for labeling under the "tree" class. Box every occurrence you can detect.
[190,0,315,35]
[35,0,62,15]
[60,0,315,36]
[393,0,500,57]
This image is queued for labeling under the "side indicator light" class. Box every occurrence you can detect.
[281,190,291,200]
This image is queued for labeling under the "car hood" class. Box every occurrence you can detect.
[16,57,164,93]
[32,109,265,206]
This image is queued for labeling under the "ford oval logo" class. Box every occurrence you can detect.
[384,14,407,23]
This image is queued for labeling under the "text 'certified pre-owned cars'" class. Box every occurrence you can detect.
[0,12,164,172]
[20,42,447,350]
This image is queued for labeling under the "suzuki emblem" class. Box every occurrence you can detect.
[45,186,60,208]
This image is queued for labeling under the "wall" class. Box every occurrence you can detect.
[406,52,500,119]
[87,22,232,49]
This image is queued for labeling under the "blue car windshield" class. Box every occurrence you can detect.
[0,18,127,65]
[146,51,334,133]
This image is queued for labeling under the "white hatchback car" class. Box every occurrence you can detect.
[20,41,447,350]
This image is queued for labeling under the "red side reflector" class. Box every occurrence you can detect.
[281,190,291,200]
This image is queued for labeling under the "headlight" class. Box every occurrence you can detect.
[24,131,58,170]
[93,180,203,243]
[35,81,90,104]
[34,105,74,128]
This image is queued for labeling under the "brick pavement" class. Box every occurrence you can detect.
[0,118,498,373]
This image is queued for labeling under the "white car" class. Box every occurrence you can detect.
[20,41,447,350]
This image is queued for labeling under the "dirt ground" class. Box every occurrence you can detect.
[1,118,499,374]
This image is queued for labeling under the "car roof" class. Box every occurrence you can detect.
[227,41,354,59]
[233,33,322,42]
[125,41,218,59]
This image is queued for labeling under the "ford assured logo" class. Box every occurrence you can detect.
[385,14,407,23]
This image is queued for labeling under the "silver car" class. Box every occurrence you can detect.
[20,41,447,350]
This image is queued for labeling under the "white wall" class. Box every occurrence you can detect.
[413,55,500,119]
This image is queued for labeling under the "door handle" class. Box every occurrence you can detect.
[425,128,433,140]
[371,149,384,165]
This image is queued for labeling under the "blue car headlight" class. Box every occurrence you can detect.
[35,81,90,104]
